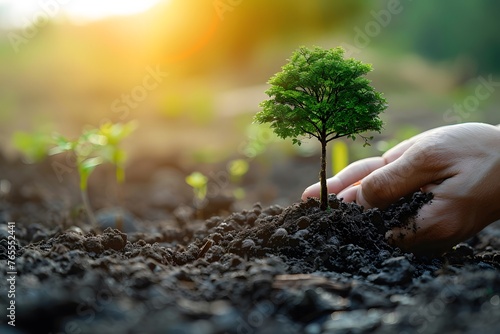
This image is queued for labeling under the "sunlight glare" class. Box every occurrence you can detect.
[65,0,166,21]
[0,0,167,28]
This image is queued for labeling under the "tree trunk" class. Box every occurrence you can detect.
[319,140,328,210]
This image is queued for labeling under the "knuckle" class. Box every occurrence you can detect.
[362,169,398,207]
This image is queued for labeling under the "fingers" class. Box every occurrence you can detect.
[336,184,360,202]
[381,127,436,162]
[301,157,386,201]
[356,142,455,209]
[382,138,415,163]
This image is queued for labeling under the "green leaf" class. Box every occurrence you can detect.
[185,172,208,200]
[186,172,208,188]
[49,133,74,155]
[12,131,52,162]
[81,157,104,173]
[227,159,249,178]
[99,121,138,145]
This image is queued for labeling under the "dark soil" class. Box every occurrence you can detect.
[1,156,500,334]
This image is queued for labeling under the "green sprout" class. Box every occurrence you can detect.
[49,129,105,227]
[11,122,136,229]
[97,121,138,184]
[186,171,208,202]
[227,159,249,200]
[255,46,387,210]
[12,131,53,163]
[97,121,137,230]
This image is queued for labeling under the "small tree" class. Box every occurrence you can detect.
[255,46,387,210]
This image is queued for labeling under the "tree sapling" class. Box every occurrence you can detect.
[255,46,387,210]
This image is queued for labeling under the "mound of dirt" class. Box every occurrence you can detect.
[2,190,500,334]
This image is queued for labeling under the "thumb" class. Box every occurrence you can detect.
[356,145,452,209]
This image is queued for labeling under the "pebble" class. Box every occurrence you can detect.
[242,239,256,249]
[323,309,382,333]
[368,256,414,285]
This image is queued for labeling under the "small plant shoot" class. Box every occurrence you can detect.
[227,159,249,200]
[49,121,136,227]
[98,121,138,184]
[50,129,105,227]
[255,46,387,210]
[186,171,208,202]
[12,131,53,163]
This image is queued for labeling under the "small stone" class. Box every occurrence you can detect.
[272,228,288,239]
[295,216,311,229]
[493,253,500,264]
[232,213,246,223]
[453,243,475,257]
[252,203,262,215]
[84,236,104,253]
[246,212,258,225]
[368,256,414,285]
[293,229,310,239]
[242,239,255,249]
[263,205,283,216]
[323,309,382,332]
[102,228,127,251]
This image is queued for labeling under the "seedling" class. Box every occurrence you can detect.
[186,171,208,205]
[255,46,387,210]
[12,130,53,163]
[227,159,249,200]
[96,121,137,230]
[97,121,138,185]
[49,121,137,228]
[50,129,105,227]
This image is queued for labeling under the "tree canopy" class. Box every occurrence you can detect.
[256,46,386,146]
[255,46,387,209]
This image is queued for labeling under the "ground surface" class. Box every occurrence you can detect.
[1,156,500,334]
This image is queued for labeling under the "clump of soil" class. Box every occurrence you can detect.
[189,192,432,276]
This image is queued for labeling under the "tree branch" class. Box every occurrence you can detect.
[299,126,319,140]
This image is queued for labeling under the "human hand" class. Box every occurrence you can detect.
[301,122,500,255]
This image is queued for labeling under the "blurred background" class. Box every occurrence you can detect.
[1,0,499,213]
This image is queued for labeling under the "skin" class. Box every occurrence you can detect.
[302,123,500,255]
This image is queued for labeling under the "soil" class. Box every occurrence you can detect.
[1,155,500,334]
